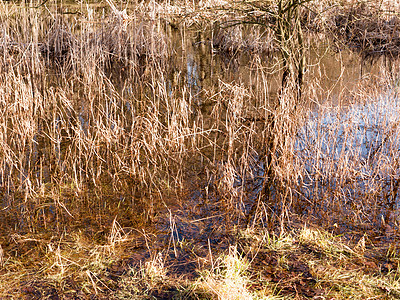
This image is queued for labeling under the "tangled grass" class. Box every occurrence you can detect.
[1,0,400,298]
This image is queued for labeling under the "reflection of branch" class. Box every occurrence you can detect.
[61,11,82,15]
[30,0,82,15]
[368,119,400,163]
[31,0,49,9]
[390,177,400,206]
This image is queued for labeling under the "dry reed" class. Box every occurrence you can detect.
[1,0,400,298]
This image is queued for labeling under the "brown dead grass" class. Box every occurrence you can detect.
[0,0,400,299]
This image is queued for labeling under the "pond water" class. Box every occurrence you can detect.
[0,0,398,241]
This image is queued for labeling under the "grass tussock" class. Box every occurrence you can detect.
[3,223,400,299]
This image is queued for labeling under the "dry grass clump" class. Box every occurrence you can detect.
[0,0,182,233]
[198,246,256,300]
[237,225,400,299]
[213,24,275,55]
[297,226,400,299]
[2,224,398,299]
[322,0,400,59]
[0,226,170,299]
[1,0,168,78]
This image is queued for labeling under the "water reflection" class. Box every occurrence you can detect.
[295,90,400,230]
[0,1,393,236]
